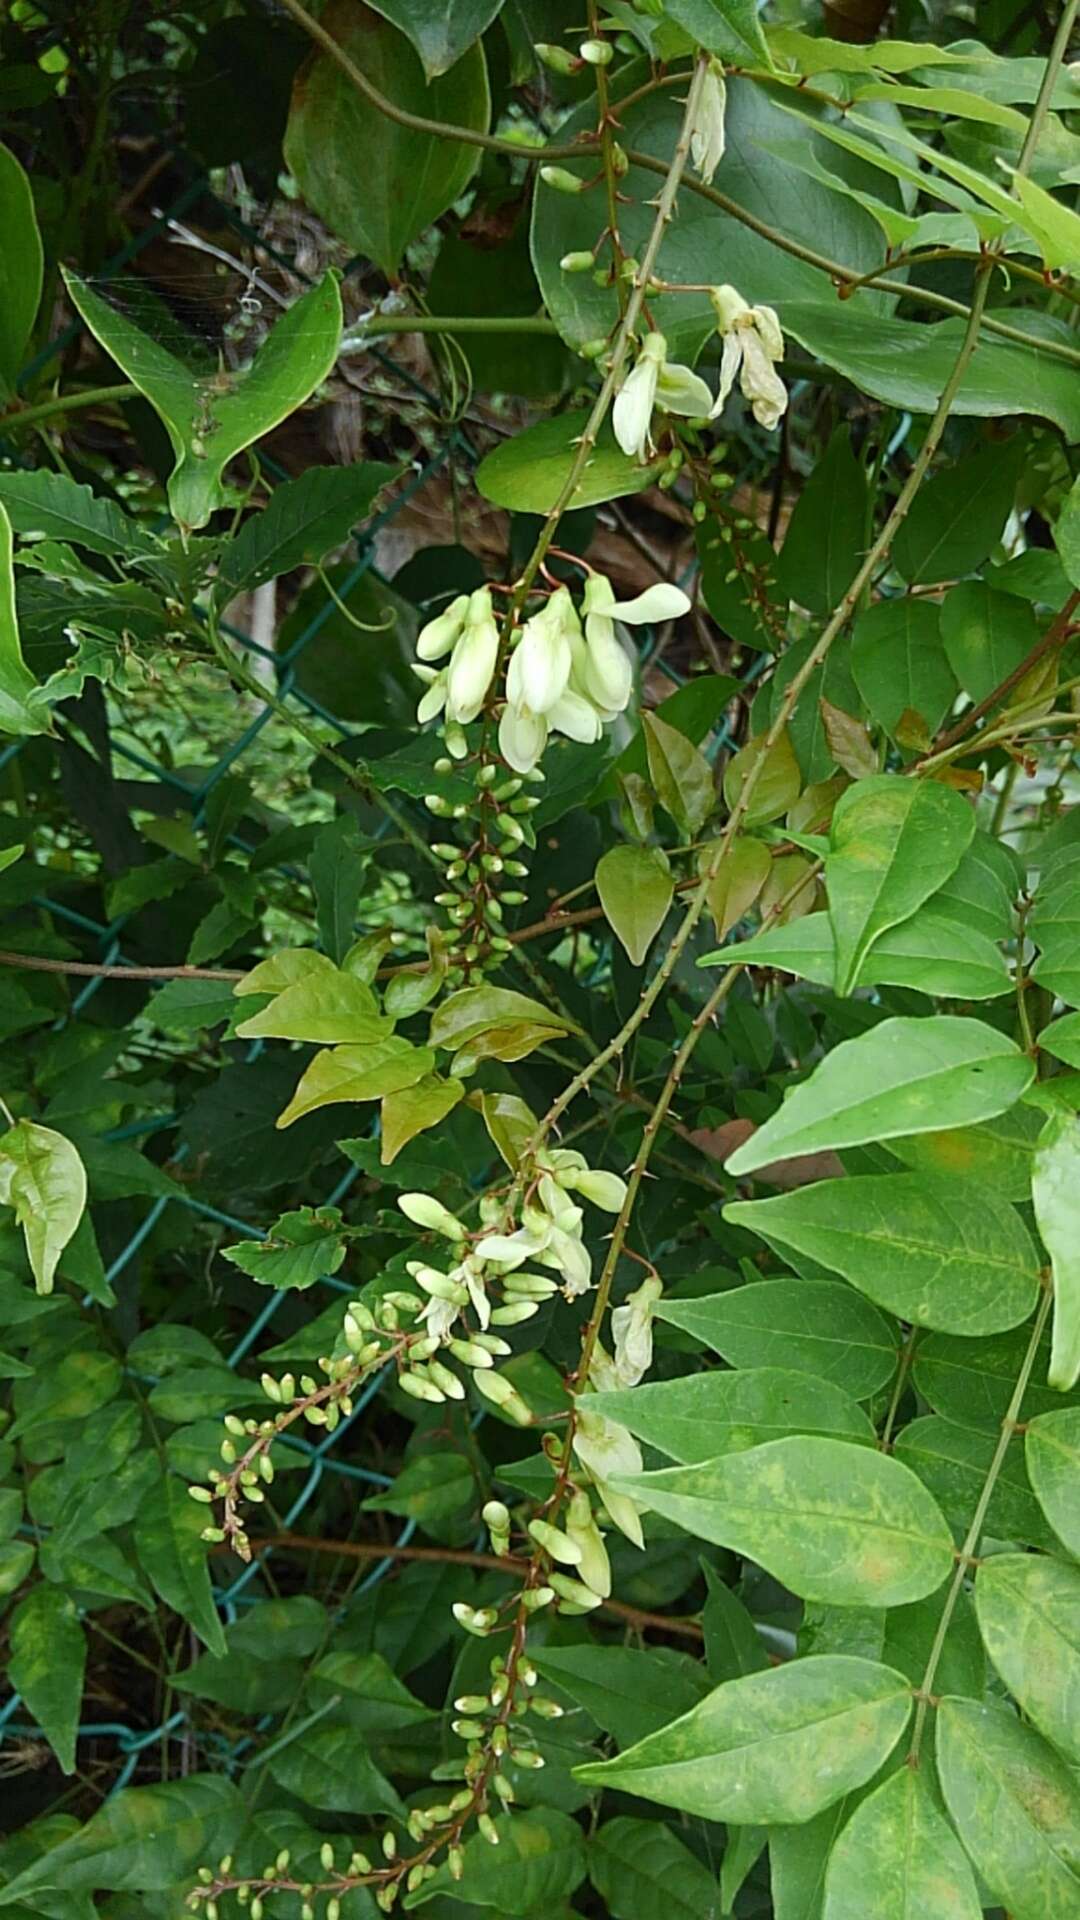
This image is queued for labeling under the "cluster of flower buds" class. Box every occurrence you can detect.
[413,587,500,738]
[499,576,691,774]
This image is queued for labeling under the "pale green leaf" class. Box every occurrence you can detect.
[381,1074,464,1164]
[724,1016,1033,1176]
[975,1553,1080,1764]
[1039,1011,1080,1069]
[8,1585,86,1775]
[574,1656,912,1824]
[585,1366,874,1463]
[1027,1409,1080,1558]
[428,985,573,1050]
[822,1767,980,1920]
[701,906,1010,1001]
[595,844,674,965]
[0,500,49,737]
[611,1435,954,1607]
[1033,1110,1080,1390]
[475,407,661,512]
[937,1697,1080,1917]
[644,712,714,837]
[0,1120,87,1294]
[883,1105,1042,1202]
[656,1280,899,1399]
[825,775,974,995]
[723,728,801,826]
[277,1039,435,1128]
[234,972,390,1044]
[726,1173,1039,1335]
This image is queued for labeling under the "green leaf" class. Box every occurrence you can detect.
[215,462,396,599]
[723,728,801,826]
[308,1648,433,1730]
[428,985,574,1051]
[277,1038,435,1127]
[643,711,714,837]
[825,775,974,995]
[771,1802,854,1920]
[0,143,42,397]
[1039,1011,1080,1069]
[1032,844,1080,1007]
[588,1817,722,1920]
[775,430,868,616]
[0,1120,87,1294]
[975,1553,1080,1765]
[851,599,957,744]
[884,1104,1042,1201]
[892,438,1026,585]
[0,470,152,558]
[915,1323,1078,1431]
[586,1366,874,1463]
[284,7,488,277]
[0,501,48,737]
[366,0,503,76]
[404,1809,586,1911]
[1033,1111,1080,1390]
[896,1415,1050,1550]
[235,972,390,1044]
[63,268,343,530]
[381,1073,464,1164]
[726,1174,1039,1336]
[309,811,369,967]
[532,1644,710,1750]
[1055,473,1080,590]
[940,580,1039,706]
[475,407,660,513]
[822,1768,980,1920]
[595,844,674,965]
[701,906,1010,1001]
[364,1452,475,1526]
[1027,1409,1080,1557]
[724,1016,1033,1176]
[612,1436,954,1607]
[701,1562,769,1680]
[133,1472,226,1655]
[936,1697,1080,1918]
[0,1777,244,1904]
[656,1279,899,1399]
[8,1586,86,1775]
[575,1656,912,1824]
[264,1719,405,1817]
[221,1206,346,1291]
[662,0,770,62]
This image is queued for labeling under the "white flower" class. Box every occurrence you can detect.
[548,687,602,744]
[420,1293,460,1341]
[710,284,788,431]
[613,332,714,461]
[582,575,692,715]
[445,587,499,724]
[690,59,727,184]
[508,587,578,716]
[413,664,447,724]
[416,593,469,662]
[499,701,548,774]
[611,1274,662,1388]
[613,331,665,460]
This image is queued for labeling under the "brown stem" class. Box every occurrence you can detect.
[921,590,1080,761]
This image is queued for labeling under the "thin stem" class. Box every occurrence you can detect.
[920,590,1080,763]
[880,1327,920,1453]
[1016,0,1080,176]
[908,1285,1052,1761]
[0,950,243,983]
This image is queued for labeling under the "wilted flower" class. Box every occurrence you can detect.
[690,59,727,184]
[613,332,712,461]
[710,284,788,430]
[611,1273,663,1388]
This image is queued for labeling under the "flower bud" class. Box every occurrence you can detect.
[397,1192,466,1239]
[549,1570,604,1611]
[446,588,498,725]
[491,1301,540,1325]
[560,250,595,273]
[534,41,578,73]
[472,1369,533,1425]
[569,1167,628,1212]
[416,593,469,662]
[399,1369,446,1404]
[528,1518,583,1565]
[580,36,612,63]
[539,165,588,193]
[483,1499,511,1532]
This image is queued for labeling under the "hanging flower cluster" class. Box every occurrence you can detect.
[412,572,692,776]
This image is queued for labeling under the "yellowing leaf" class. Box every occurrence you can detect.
[723,728,801,826]
[0,1121,87,1294]
[277,1039,435,1128]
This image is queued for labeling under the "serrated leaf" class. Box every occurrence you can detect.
[1032,1110,1080,1390]
[215,461,396,599]
[657,1280,898,1399]
[822,1768,980,1920]
[726,1173,1039,1335]
[221,1206,346,1291]
[595,844,674,965]
[724,1016,1033,1176]
[825,774,975,994]
[937,1697,1080,1918]
[612,1435,954,1607]
[586,1366,874,1463]
[8,1585,85,1775]
[133,1472,225,1655]
[975,1553,1080,1765]
[575,1656,911,1824]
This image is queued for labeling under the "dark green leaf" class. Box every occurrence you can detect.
[586,1365,874,1462]
[133,1472,226,1655]
[475,408,660,512]
[216,462,396,599]
[657,1280,899,1399]
[776,430,868,616]
[8,1586,85,1774]
[851,599,958,743]
[937,1697,1080,1917]
[892,438,1026,585]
